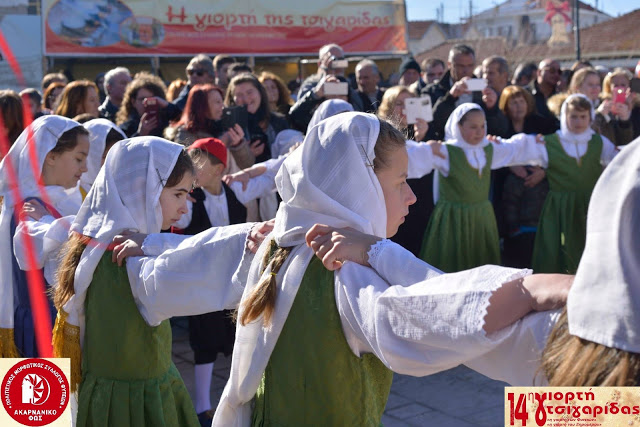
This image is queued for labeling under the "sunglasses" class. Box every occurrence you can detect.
[187,69,206,77]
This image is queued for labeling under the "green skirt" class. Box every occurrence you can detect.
[77,363,198,427]
[531,190,590,274]
[419,199,500,273]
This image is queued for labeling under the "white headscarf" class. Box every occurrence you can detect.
[307,99,355,134]
[81,118,126,192]
[558,93,595,145]
[270,129,304,159]
[215,112,389,425]
[273,111,387,246]
[444,103,489,149]
[567,135,640,352]
[61,137,185,344]
[0,115,82,330]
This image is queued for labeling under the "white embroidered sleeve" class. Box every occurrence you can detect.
[127,223,255,326]
[335,264,539,378]
[406,141,450,178]
[491,134,548,169]
[367,239,441,286]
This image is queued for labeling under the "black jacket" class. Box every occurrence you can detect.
[423,70,510,140]
[526,80,559,127]
[182,184,247,235]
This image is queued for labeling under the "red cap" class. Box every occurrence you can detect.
[190,138,227,167]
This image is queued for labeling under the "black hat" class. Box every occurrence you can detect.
[399,57,421,76]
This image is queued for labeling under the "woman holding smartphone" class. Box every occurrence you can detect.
[116,72,181,138]
[594,67,637,145]
[225,73,289,163]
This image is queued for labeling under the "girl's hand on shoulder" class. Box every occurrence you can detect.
[111,231,147,266]
[523,273,573,312]
[305,224,382,271]
[21,200,50,221]
[426,140,446,159]
[247,219,274,253]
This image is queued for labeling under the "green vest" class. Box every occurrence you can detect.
[440,144,493,203]
[78,252,199,427]
[252,257,393,426]
[531,133,604,273]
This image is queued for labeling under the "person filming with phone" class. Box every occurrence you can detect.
[594,67,637,145]
[422,45,509,140]
[115,73,181,138]
[289,43,364,131]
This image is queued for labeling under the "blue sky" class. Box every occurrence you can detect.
[405,0,637,23]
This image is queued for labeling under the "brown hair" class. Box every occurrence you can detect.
[239,117,405,327]
[458,108,485,126]
[166,78,187,102]
[43,83,65,111]
[258,71,293,112]
[116,73,167,125]
[225,73,271,118]
[0,90,24,144]
[55,80,99,118]
[499,85,535,118]
[568,67,600,94]
[54,148,194,309]
[565,95,593,114]
[541,308,640,386]
[49,126,90,155]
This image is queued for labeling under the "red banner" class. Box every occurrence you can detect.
[43,0,408,56]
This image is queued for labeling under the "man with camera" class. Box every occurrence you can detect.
[289,43,364,132]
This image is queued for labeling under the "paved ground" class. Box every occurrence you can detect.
[171,317,508,426]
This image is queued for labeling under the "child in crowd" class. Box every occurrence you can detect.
[532,94,618,274]
[80,118,126,198]
[0,115,88,357]
[172,137,274,426]
[52,137,201,426]
[409,103,548,272]
[111,113,571,426]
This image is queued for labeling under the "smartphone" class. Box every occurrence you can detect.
[613,87,627,104]
[323,82,349,96]
[465,78,488,92]
[330,58,348,69]
[220,105,248,130]
[404,96,433,124]
[144,97,159,119]
[630,78,640,94]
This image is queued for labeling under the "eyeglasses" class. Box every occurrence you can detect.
[187,69,206,77]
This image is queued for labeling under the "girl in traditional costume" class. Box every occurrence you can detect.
[111,113,571,426]
[532,93,617,273]
[79,118,126,198]
[52,137,201,426]
[414,103,548,272]
[0,115,88,357]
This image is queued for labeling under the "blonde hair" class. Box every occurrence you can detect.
[239,119,406,327]
[568,67,600,94]
[602,67,633,98]
[546,92,569,118]
[541,309,640,386]
[378,85,412,126]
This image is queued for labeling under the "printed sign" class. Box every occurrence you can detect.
[1,359,71,427]
[43,0,408,56]
[505,387,640,427]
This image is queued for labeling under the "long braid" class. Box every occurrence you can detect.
[239,239,293,326]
